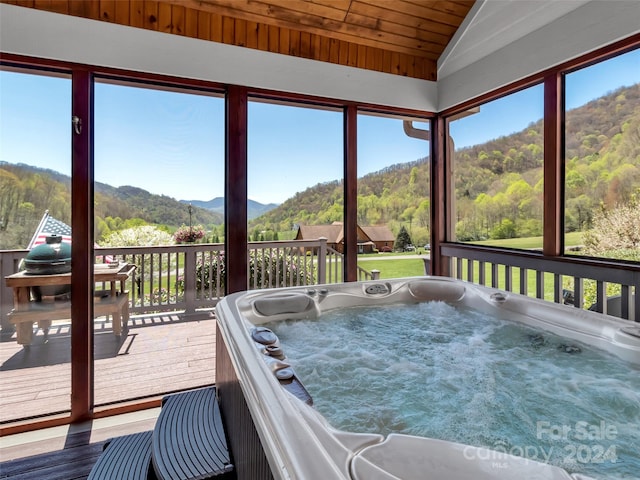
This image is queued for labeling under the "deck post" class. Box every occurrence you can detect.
[317,237,327,284]
[225,86,248,294]
[182,247,197,315]
[0,251,25,337]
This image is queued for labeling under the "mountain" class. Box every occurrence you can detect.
[249,156,431,235]
[250,83,640,243]
[2,83,638,249]
[0,162,223,249]
[183,198,278,220]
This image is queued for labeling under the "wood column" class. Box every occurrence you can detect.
[225,86,248,294]
[543,73,563,256]
[343,105,358,282]
[430,116,448,276]
[70,68,94,422]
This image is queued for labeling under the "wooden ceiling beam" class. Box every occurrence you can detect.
[344,11,450,49]
[429,0,476,17]
[183,0,445,58]
[7,0,473,80]
[350,1,460,37]
[396,0,472,24]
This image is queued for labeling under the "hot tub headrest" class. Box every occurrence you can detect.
[407,280,466,303]
[253,292,314,317]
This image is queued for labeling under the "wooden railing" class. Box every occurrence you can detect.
[1,239,378,333]
[440,243,640,322]
[4,239,637,334]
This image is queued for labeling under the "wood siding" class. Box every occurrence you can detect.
[1,0,476,80]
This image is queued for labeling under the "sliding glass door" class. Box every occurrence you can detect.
[0,68,73,422]
[93,79,225,407]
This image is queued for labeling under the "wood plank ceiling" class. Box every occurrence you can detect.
[2,0,475,80]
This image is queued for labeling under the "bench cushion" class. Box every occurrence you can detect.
[152,387,234,480]
[87,431,153,480]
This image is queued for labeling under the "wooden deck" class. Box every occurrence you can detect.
[0,312,217,424]
[0,408,161,479]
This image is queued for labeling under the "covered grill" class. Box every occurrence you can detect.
[24,235,71,299]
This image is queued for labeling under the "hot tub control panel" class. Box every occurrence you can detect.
[365,283,390,295]
[250,326,314,406]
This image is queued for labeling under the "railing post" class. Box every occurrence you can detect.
[183,247,197,315]
[422,257,431,276]
[0,251,25,337]
[318,237,327,284]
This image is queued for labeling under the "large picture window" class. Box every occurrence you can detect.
[448,85,544,250]
[356,113,431,278]
[564,48,640,261]
[0,68,73,422]
[94,79,225,406]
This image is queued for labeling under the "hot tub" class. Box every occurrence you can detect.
[214,277,640,480]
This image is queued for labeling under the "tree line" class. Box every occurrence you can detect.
[2,83,638,251]
[0,162,221,249]
[252,83,640,245]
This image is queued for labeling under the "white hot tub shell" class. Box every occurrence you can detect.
[214,276,640,480]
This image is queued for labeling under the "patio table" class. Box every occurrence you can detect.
[5,263,136,345]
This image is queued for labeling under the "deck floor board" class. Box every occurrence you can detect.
[0,313,217,423]
[1,410,160,479]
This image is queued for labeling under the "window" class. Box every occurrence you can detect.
[94,80,225,406]
[448,84,544,249]
[564,48,640,261]
[247,100,343,284]
[357,113,431,278]
[0,68,72,422]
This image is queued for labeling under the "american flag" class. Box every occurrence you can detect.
[27,211,115,263]
[27,211,72,249]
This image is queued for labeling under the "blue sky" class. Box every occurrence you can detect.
[1,48,638,204]
[448,48,640,148]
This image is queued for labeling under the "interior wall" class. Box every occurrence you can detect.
[438,0,640,111]
[0,4,437,112]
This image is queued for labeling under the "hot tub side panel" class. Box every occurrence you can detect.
[216,322,274,480]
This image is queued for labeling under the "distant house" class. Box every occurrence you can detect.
[359,225,396,252]
[295,222,394,253]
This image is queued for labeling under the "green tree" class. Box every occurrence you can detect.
[395,225,413,251]
[0,169,23,231]
[491,218,517,239]
[402,206,416,235]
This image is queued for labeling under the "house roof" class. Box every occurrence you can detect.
[296,224,344,244]
[360,225,395,243]
[297,223,394,244]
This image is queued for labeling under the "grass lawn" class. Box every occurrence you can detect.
[470,231,583,249]
[357,258,425,278]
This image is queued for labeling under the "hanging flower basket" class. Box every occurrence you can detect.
[174,224,205,244]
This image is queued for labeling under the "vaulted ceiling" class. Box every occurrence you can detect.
[3,0,476,80]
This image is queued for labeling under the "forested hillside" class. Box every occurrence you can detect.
[249,157,430,237]
[0,162,222,249]
[2,83,638,250]
[251,83,640,243]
